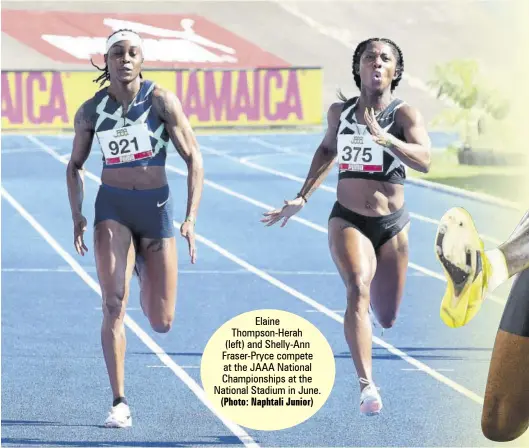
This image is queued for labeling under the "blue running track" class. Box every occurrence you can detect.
[2,132,528,447]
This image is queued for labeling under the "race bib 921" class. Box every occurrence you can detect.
[97,123,153,165]
[337,134,383,173]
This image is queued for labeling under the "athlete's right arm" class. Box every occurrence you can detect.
[261,103,341,228]
[296,102,341,202]
[66,100,94,255]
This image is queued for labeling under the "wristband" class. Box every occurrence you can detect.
[380,134,394,148]
[296,193,307,203]
[185,216,195,223]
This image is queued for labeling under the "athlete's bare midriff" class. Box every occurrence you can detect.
[101,165,168,189]
[336,177,405,216]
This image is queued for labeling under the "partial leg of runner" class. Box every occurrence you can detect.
[94,220,136,428]
[435,207,529,328]
[369,223,410,329]
[136,236,178,332]
[328,217,382,416]
[482,269,529,441]
[482,330,529,441]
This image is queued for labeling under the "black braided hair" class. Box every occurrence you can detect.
[337,37,404,101]
[91,29,143,88]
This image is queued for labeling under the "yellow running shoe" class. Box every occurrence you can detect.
[434,207,493,328]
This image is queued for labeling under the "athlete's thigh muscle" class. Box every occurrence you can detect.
[94,220,136,309]
[138,236,178,320]
[482,268,529,440]
[482,329,529,441]
[328,217,377,289]
[369,223,410,323]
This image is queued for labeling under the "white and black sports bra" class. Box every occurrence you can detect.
[336,96,407,185]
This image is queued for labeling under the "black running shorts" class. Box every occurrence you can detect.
[499,268,529,338]
[328,200,410,252]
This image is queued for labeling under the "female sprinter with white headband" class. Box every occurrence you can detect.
[66,29,204,428]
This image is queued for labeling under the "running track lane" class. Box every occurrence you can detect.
[2,133,528,447]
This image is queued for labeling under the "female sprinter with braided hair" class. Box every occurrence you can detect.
[66,29,204,427]
[262,38,431,415]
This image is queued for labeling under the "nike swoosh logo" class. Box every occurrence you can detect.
[134,98,149,106]
[157,198,169,207]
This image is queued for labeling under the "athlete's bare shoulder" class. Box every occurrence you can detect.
[320,102,344,155]
[150,84,199,161]
[74,97,97,134]
[394,101,431,147]
[327,102,343,127]
[394,101,423,127]
[151,85,181,124]
[70,97,97,166]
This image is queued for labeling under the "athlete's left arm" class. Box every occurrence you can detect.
[153,87,204,223]
[366,105,432,173]
[389,105,431,173]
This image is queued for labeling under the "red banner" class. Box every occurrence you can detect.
[1,11,289,69]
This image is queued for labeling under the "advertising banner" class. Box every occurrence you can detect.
[1,69,323,131]
[1,10,289,69]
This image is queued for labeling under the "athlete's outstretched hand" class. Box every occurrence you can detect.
[261,196,306,228]
[73,214,88,256]
[364,107,394,147]
[180,220,197,264]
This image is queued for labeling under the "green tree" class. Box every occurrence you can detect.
[428,59,509,151]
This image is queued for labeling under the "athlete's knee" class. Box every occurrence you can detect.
[345,275,370,310]
[379,316,396,329]
[149,313,174,333]
[150,318,173,333]
[482,399,529,442]
[482,414,528,442]
[102,290,126,320]
[377,309,398,329]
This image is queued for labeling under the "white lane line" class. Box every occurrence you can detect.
[21,133,522,213]
[3,268,81,272]
[199,144,503,245]
[0,185,259,448]
[147,365,200,369]
[164,160,506,306]
[94,307,142,311]
[2,147,51,154]
[31,135,486,406]
[172,217,484,405]
[26,134,507,307]
[306,309,345,313]
[249,137,312,159]
[3,268,426,279]
[2,267,339,275]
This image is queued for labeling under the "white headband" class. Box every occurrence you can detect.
[106,31,143,53]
